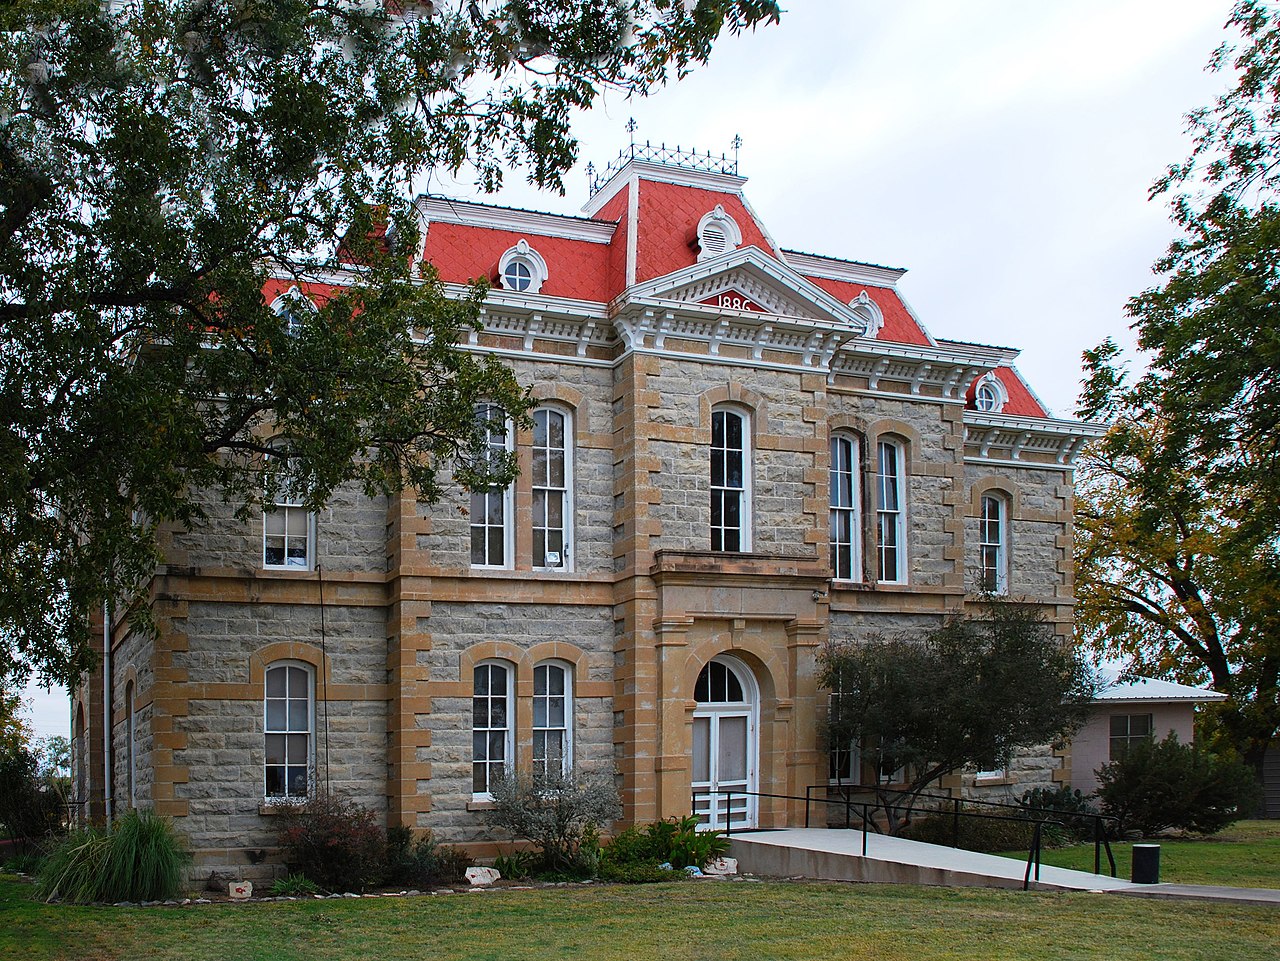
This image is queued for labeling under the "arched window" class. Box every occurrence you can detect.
[498,239,548,294]
[979,493,1009,594]
[875,439,906,583]
[829,433,862,581]
[472,661,513,797]
[532,406,573,570]
[471,404,513,568]
[532,662,573,779]
[124,681,136,809]
[263,446,314,570]
[711,407,750,552]
[265,662,313,800]
[270,286,314,338]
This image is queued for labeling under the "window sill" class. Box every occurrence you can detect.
[466,799,496,812]
[259,800,306,816]
[973,776,1013,787]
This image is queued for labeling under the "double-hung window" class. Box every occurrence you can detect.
[711,408,750,552]
[979,494,1008,594]
[532,407,572,570]
[830,434,862,581]
[472,662,513,797]
[263,453,313,570]
[532,662,572,779]
[265,663,312,800]
[875,440,905,583]
[470,404,513,568]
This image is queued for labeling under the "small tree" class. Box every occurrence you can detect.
[819,600,1096,834]
[1095,734,1260,836]
[486,770,621,874]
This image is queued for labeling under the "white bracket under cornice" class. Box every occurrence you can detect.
[964,411,1105,466]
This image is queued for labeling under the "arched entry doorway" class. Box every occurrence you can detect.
[691,655,758,830]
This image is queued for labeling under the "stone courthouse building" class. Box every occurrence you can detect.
[71,145,1102,873]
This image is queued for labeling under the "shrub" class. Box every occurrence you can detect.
[1020,785,1107,844]
[3,850,47,875]
[486,771,621,874]
[0,746,65,854]
[270,873,321,897]
[1095,734,1260,836]
[601,816,729,873]
[276,795,385,893]
[36,810,189,903]
[901,812,1034,853]
[384,829,474,889]
[493,850,537,881]
[596,860,680,884]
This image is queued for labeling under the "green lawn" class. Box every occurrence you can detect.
[2,874,1277,961]
[1002,820,1280,888]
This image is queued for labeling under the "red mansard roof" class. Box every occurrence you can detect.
[965,366,1049,418]
[423,222,615,302]
[801,275,932,346]
[633,179,777,283]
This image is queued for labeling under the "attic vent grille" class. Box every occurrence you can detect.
[696,205,742,262]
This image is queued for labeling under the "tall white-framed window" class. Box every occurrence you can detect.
[978,493,1009,594]
[263,450,314,570]
[470,404,513,569]
[124,681,136,809]
[532,661,572,779]
[829,433,862,581]
[875,439,906,583]
[532,406,572,571]
[711,407,750,552]
[264,662,313,801]
[472,661,513,798]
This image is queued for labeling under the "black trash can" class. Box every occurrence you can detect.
[1132,843,1161,884]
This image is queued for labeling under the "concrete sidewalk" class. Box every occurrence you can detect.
[728,829,1280,905]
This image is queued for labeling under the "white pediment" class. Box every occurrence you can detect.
[622,247,871,334]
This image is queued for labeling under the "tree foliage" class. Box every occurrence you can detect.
[1076,0,1280,772]
[819,602,1096,834]
[0,0,781,688]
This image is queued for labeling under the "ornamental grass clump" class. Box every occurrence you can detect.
[36,810,189,904]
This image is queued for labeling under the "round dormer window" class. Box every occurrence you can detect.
[503,260,533,292]
[497,239,548,294]
[973,374,1008,413]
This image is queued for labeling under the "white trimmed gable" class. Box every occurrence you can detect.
[620,245,875,335]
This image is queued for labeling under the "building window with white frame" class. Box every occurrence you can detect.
[532,662,572,779]
[470,404,513,568]
[265,662,313,800]
[472,661,513,797]
[875,439,905,583]
[532,407,572,570]
[711,407,750,552]
[263,452,313,570]
[830,433,862,581]
[973,372,1008,413]
[978,493,1009,594]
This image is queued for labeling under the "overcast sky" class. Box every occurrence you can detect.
[20,0,1238,739]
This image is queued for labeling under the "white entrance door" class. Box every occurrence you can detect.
[691,656,757,830]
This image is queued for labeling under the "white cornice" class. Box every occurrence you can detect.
[964,412,1105,465]
[415,196,616,244]
[440,282,608,319]
[782,251,907,288]
[582,160,748,217]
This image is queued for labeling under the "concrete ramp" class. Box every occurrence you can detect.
[728,828,1135,892]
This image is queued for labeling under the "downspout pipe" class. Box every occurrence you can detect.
[102,598,112,824]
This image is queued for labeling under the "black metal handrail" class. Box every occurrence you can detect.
[691,787,1068,891]
[811,783,1118,879]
